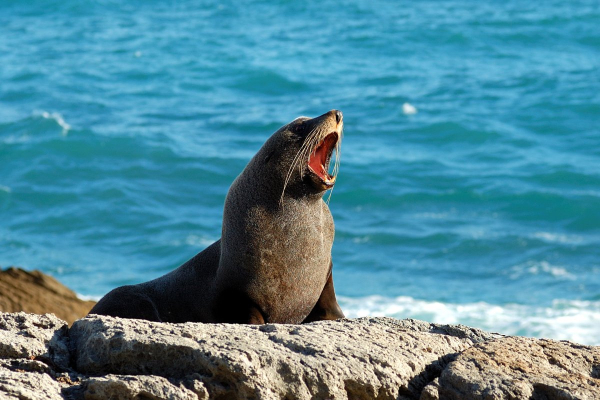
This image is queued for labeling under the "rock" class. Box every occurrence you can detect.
[71,315,475,399]
[0,267,96,325]
[0,312,70,370]
[0,367,63,400]
[424,336,600,400]
[1,312,599,399]
[82,375,204,400]
[351,317,501,343]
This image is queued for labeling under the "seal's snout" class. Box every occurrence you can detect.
[325,109,343,125]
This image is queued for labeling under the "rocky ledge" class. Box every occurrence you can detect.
[1,313,599,399]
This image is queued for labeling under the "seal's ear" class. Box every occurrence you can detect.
[264,150,275,164]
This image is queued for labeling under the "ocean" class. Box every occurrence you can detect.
[1,0,599,344]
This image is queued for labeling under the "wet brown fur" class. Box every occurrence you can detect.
[89,110,345,324]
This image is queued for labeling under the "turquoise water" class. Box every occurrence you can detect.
[1,1,599,344]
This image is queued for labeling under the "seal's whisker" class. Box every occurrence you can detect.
[326,141,342,205]
[325,188,333,204]
[332,132,342,178]
[297,133,316,173]
[280,132,317,205]
[289,135,314,175]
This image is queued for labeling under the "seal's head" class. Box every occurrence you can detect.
[265,110,343,200]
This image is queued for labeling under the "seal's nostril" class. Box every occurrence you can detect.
[335,110,343,124]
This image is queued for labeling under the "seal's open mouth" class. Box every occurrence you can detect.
[308,132,338,187]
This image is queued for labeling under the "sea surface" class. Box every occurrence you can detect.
[1,1,599,344]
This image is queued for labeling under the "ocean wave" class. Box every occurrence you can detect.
[508,260,575,280]
[34,110,71,136]
[339,295,600,345]
[77,294,101,302]
[2,111,73,144]
[531,231,583,244]
[182,234,217,248]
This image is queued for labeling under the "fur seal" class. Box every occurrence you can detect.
[90,110,345,324]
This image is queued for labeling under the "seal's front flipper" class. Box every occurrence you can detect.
[302,266,345,323]
[213,288,266,324]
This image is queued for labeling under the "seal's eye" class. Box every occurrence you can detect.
[290,122,305,136]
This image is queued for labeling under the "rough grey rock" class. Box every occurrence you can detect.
[1,312,599,400]
[351,317,501,344]
[0,367,63,400]
[423,336,600,400]
[82,374,205,400]
[71,315,474,399]
[0,312,70,370]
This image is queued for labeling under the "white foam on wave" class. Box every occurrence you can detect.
[77,293,101,302]
[339,295,600,345]
[0,185,11,193]
[413,211,453,220]
[402,102,418,115]
[509,260,575,280]
[184,234,216,248]
[169,234,216,248]
[35,110,71,135]
[532,232,583,244]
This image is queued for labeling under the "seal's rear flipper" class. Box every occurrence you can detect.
[302,265,345,323]
[88,286,163,322]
